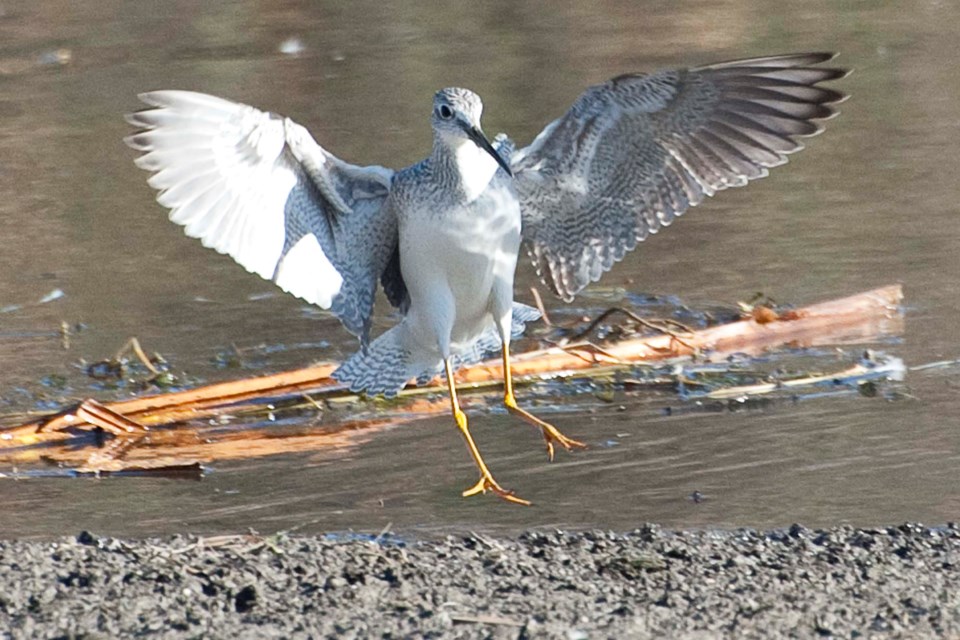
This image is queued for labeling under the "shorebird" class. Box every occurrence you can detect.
[126,52,846,504]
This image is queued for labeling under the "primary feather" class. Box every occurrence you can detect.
[511,53,847,301]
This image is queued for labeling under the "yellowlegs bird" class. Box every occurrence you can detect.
[126,52,846,504]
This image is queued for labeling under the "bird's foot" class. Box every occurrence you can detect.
[462,474,531,506]
[453,407,531,506]
[505,395,587,462]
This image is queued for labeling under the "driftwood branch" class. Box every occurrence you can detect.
[0,285,904,472]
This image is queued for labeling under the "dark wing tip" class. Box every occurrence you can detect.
[695,52,839,71]
[518,50,851,302]
[124,111,153,128]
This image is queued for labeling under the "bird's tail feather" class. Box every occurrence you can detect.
[332,322,430,398]
[333,303,541,397]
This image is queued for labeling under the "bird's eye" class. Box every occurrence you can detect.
[438,105,453,120]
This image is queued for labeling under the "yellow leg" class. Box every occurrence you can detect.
[445,358,530,506]
[502,342,587,461]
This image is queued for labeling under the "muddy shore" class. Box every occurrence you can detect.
[1,523,956,638]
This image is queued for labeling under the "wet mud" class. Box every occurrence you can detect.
[1,523,956,638]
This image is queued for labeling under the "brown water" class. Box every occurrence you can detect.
[1,1,959,538]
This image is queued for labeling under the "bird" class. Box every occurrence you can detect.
[125,52,847,504]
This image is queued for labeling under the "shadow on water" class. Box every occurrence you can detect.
[2,1,960,537]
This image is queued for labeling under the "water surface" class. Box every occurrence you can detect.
[1,1,959,538]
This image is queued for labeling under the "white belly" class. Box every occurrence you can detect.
[399,181,521,356]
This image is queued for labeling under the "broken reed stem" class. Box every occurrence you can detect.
[1,284,903,440]
[563,306,696,348]
[116,337,160,375]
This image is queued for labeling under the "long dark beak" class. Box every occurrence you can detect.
[462,122,513,177]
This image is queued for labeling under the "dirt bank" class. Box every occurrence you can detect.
[1,523,956,638]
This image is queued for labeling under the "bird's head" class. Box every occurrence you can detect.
[432,87,512,176]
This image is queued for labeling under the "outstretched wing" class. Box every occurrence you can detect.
[512,52,848,301]
[125,91,401,346]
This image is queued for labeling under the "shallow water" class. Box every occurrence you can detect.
[1,1,959,538]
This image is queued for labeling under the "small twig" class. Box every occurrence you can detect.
[565,306,695,348]
[702,357,905,399]
[529,286,552,326]
[559,341,627,365]
[35,398,148,435]
[115,337,160,375]
[373,521,393,544]
[910,359,960,372]
[301,393,325,412]
[468,530,502,550]
[197,534,261,551]
[75,399,149,435]
[60,320,71,350]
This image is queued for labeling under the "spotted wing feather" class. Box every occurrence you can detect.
[513,53,848,300]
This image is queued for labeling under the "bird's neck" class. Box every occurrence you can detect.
[431,136,499,203]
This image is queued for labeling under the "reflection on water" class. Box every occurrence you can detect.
[2,0,960,537]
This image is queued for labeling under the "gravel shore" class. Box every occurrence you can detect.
[1,523,957,638]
